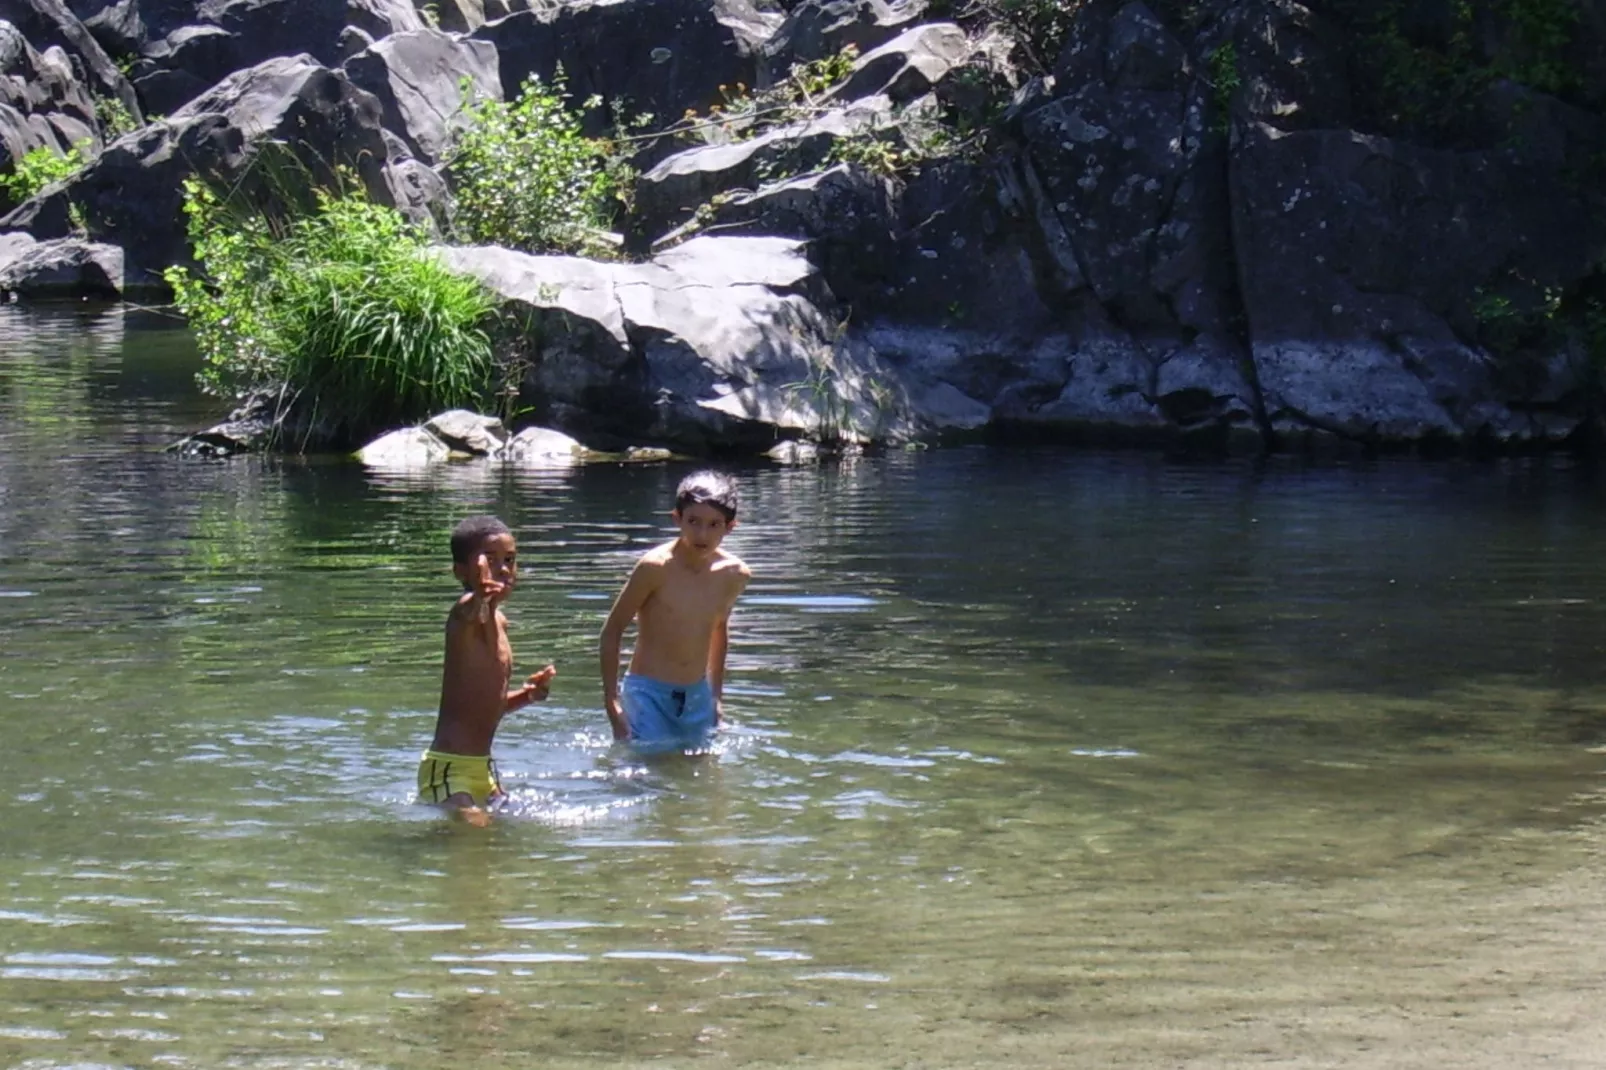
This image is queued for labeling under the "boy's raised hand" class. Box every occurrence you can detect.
[474,553,506,622]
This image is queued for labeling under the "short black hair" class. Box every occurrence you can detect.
[674,470,738,521]
[450,515,511,564]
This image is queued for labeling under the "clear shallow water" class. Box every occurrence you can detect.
[3,304,1606,1067]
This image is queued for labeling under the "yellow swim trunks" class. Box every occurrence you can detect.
[416,750,503,807]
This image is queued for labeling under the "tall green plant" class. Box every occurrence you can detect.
[165,175,497,442]
[444,75,614,254]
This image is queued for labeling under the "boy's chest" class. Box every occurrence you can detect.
[651,571,731,623]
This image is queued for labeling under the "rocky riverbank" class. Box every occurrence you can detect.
[3,0,1604,455]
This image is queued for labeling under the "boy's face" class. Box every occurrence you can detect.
[671,502,735,558]
[453,532,518,592]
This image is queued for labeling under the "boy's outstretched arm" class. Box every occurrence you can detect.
[505,665,557,713]
[599,560,657,740]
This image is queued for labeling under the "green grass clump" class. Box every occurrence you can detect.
[165,175,497,445]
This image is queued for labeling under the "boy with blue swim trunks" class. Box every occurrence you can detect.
[600,471,751,750]
[417,515,556,824]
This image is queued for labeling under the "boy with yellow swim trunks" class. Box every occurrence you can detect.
[417,515,556,824]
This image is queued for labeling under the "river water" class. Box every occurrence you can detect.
[2,303,1605,1068]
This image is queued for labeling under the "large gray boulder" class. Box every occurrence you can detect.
[436,235,920,449]
[343,27,500,164]
[472,0,780,134]
[130,0,422,115]
[0,229,122,296]
[1,54,398,292]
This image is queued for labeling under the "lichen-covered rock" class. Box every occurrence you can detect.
[1229,118,1604,442]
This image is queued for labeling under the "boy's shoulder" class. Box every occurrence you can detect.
[712,548,751,579]
[635,539,679,569]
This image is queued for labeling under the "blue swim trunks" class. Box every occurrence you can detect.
[622,673,716,750]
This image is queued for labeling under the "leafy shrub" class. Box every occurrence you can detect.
[165,175,498,443]
[1334,0,1582,141]
[95,95,141,139]
[0,142,87,204]
[443,75,615,254]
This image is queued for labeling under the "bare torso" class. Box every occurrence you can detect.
[431,596,512,755]
[629,541,747,684]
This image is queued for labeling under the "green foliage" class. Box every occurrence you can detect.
[1473,282,1564,357]
[790,47,861,102]
[444,75,616,255]
[1473,274,1606,421]
[596,97,656,218]
[95,95,140,138]
[164,175,497,440]
[0,142,87,203]
[1494,0,1580,95]
[1340,0,1582,139]
[1207,42,1241,134]
[825,133,913,177]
